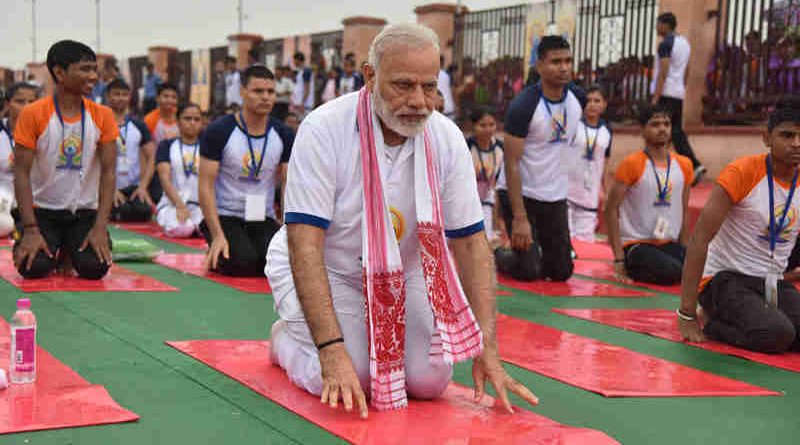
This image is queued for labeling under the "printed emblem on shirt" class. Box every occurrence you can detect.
[183,151,198,175]
[549,108,567,143]
[239,151,263,182]
[7,152,14,170]
[57,133,82,170]
[116,136,127,157]
[758,204,797,244]
[390,206,405,242]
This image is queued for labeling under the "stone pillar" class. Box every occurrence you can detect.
[147,46,177,81]
[25,62,52,96]
[658,0,718,127]
[342,16,387,67]
[227,33,264,69]
[283,37,297,67]
[415,3,458,67]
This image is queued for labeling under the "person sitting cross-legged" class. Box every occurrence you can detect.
[679,101,800,354]
[605,104,692,285]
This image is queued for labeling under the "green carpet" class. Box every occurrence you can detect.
[1,227,798,444]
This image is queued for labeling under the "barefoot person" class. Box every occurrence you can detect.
[679,101,800,353]
[266,23,537,418]
[13,40,117,279]
[605,105,692,285]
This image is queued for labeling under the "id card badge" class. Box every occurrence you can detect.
[117,156,130,174]
[245,193,267,222]
[765,272,780,308]
[653,215,670,240]
[583,165,593,190]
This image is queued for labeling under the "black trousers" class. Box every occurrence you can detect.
[200,216,280,277]
[14,208,111,280]
[699,271,800,353]
[624,241,685,285]
[658,96,702,169]
[496,190,573,281]
[112,178,162,222]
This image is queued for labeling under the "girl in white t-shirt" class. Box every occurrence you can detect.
[155,103,203,238]
[0,83,38,237]
[466,108,504,245]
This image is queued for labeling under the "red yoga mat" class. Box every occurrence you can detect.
[115,222,207,250]
[0,237,11,247]
[553,308,800,373]
[154,253,271,294]
[0,318,139,434]
[0,251,177,293]
[496,314,779,397]
[497,274,653,298]
[166,339,620,445]
[571,239,614,261]
[572,260,681,295]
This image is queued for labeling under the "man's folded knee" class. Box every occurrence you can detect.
[405,362,452,400]
[17,255,57,279]
[747,318,796,353]
[72,253,111,280]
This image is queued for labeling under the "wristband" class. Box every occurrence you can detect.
[316,337,344,351]
[614,258,624,264]
[23,222,38,229]
[676,308,696,321]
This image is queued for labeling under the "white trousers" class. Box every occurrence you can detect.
[568,203,598,242]
[266,230,452,399]
[0,186,14,237]
[156,203,203,238]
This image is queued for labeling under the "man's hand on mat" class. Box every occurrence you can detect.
[473,349,539,413]
[613,262,632,284]
[510,217,532,251]
[14,230,52,271]
[131,186,154,206]
[113,190,127,208]
[678,318,707,343]
[319,343,369,419]
[205,236,230,271]
[176,205,190,224]
[81,225,113,264]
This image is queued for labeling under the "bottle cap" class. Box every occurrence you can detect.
[17,298,31,310]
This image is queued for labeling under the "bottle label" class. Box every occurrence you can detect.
[13,327,36,373]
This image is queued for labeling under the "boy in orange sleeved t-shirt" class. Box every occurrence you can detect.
[143,82,179,146]
[12,40,118,280]
[679,101,800,353]
[605,104,693,285]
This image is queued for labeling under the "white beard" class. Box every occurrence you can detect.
[372,85,431,138]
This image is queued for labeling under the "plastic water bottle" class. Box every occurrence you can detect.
[9,298,37,384]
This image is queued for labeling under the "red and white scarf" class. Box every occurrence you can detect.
[357,88,483,410]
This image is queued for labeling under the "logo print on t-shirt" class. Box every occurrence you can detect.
[390,206,405,243]
[239,152,262,182]
[116,136,127,157]
[653,172,673,206]
[549,109,567,143]
[183,151,198,175]
[758,204,797,244]
[7,152,14,170]
[57,133,82,170]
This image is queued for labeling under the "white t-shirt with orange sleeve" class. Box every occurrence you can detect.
[703,153,800,281]
[614,150,693,245]
[14,96,119,211]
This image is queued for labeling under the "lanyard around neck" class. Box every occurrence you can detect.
[238,112,270,181]
[582,119,598,160]
[766,153,799,256]
[644,149,671,204]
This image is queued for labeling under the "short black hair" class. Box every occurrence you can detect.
[5,82,38,101]
[586,84,607,99]
[157,82,178,96]
[46,39,96,80]
[225,56,236,64]
[105,78,131,94]
[241,64,275,87]
[470,107,496,123]
[657,12,677,30]
[768,98,800,131]
[537,35,571,60]
[638,103,672,126]
[177,102,201,118]
[293,52,305,62]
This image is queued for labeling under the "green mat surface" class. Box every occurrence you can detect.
[1,226,798,444]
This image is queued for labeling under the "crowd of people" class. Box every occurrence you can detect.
[0,12,798,418]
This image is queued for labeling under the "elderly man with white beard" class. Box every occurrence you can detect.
[265,23,538,418]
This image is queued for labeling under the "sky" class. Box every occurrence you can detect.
[1,0,532,69]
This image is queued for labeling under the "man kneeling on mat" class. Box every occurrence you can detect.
[605,104,692,285]
[199,65,294,276]
[266,24,537,418]
[13,40,117,279]
[679,101,800,353]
